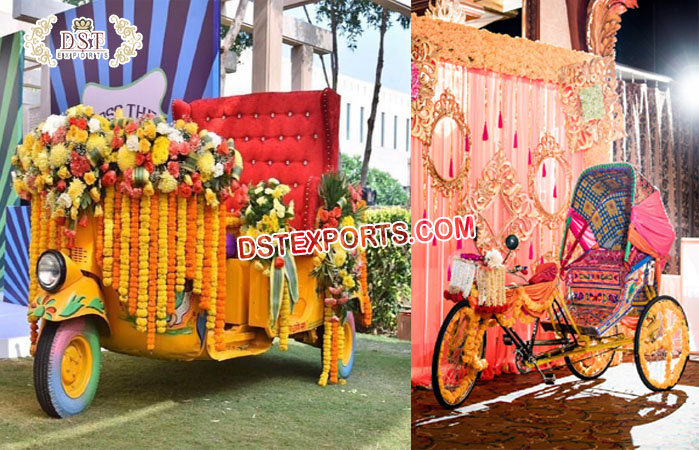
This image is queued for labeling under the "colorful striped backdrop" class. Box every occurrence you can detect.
[49,0,221,117]
[0,32,24,302]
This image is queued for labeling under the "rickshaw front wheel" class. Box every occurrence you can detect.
[34,317,101,418]
[634,295,690,391]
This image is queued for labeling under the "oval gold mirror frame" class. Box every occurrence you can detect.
[423,90,471,197]
[527,132,572,230]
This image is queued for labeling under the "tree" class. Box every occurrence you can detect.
[341,154,408,206]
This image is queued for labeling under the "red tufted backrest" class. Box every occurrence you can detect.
[172,89,340,230]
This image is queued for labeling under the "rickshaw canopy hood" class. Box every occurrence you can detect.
[564,163,675,261]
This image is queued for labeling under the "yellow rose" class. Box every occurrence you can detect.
[333,248,347,267]
[94,204,103,217]
[67,178,86,202]
[197,151,215,182]
[143,181,154,196]
[175,119,186,129]
[57,166,70,179]
[35,151,50,174]
[342,275,355,290]
[341,216,355,228]
[84,105,94,116]
[138,138,151,153]
[143,121,156,140]
[89,187,100,202]
[83,171,96,185]
[205,188,219,207]
[158,172,177,193]
[184,122,198,135]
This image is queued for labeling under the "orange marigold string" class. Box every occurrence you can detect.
[193,197,205,295]
[167,193,177,315]
[215,205,227,351]
[200,204,213,311]
[128,194,140,315]
[175,196,186,293]
[359,251,372,328]
[95,210,104,267]
[112,188,122,289]
[48,216,57,250]
[156,194,168,334]
[102,186,114,285]
[146,194,158,349]
[329,317,339,384]
[118,193,130,305]
[185,195,197,280]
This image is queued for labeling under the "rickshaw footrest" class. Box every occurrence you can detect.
[543,373,556,385]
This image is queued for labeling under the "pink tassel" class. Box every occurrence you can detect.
[482,122,489,141]
[553,184,558,198]
[449,157,453,178]
[513,131,518,148]
[465,137,470,152]
[540,256,544,265]
[528,148,531,165]
[432,236,437,246]
[542,162,547,177]
[498,111,503,129]
[457,239,462,250]
[423,209,426,219]
[447,266,452,281]
[529,242,533,260]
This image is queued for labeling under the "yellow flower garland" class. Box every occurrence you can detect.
[193,197,205,295]
[206,205,218,331]
[102,186,115,286]
[279,281,291,351]
[48,215,57,250]
[337,318,345,378]
[318,305,333,386]
[156,194,168,334]
[135,194,150,333]
[175,196,186,293]
[118,194,131,303]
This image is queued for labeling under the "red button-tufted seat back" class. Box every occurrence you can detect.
[172,89,340,230]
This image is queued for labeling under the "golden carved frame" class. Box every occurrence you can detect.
[458,146,536,254]
[527,133,572,230]
[559,56,625,153]
[586,0,638,58]
[423,90,471,197]
[411,36,439,146]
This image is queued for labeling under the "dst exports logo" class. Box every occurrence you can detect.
[24,14,142,68]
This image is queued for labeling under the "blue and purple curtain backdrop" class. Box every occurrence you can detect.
[0,31,24,302]
[49,0,221,118]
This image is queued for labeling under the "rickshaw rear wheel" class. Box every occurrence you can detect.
[34,317,101,418]
[431,301,486,409]
[634,295,690,391]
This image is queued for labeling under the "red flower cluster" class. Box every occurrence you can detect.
[69,151,91,177]
[318,206,341,228]
[68,117,87,130]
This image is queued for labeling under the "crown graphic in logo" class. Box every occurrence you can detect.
[72,17,94,32]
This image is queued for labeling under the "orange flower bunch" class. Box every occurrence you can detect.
[167,193,177,315]
[215,205,227,351]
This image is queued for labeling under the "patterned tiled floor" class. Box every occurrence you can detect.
[412,361,699,449]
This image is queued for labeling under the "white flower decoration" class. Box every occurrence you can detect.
[126,134,139,151]
[88,117,102,133]
[213,163,224,178]
[209,132,222,148]
[41,114,67,136]
[57,193,72,209]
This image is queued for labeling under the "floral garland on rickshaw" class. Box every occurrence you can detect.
[240,178,296,351]
[12,105,245,351]
[311,172,369,386]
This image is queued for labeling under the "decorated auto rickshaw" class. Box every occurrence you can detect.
[432,163,690,409]
[12,89,372,418]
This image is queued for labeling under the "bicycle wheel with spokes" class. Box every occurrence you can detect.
[431,301,486,409]
[634,295,690,391]
[565,326,617,380]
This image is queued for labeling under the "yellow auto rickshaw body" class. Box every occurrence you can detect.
[28,216,324,361]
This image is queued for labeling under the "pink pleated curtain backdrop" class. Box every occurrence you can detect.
[411,62,586,386]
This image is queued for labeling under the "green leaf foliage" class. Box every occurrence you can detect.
[364,206,410,333]
[341,154,408,207]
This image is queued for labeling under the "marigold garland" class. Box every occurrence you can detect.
[167,193,177,314]
[128,195,140,314]
[193,197,205,295]
[136,194,150,333]
[48,215,58,250]
[28,317,38,355]
[28,196,42,302]
[318,306,333,386]
[102,186,115,286]
[329,318,339,384]
[112,188,122,289]
[200,204,214,312]
[156,194,168,334]
[118,193,130,304]
[147,194,159,348]
[359,251,372,328]
[175,196,187,293]
[185,196,197,280]
[279,281,291,351]
[337,319,345,379]
[38,203,48,262]
[95,209,104,267]
[206,205,218,332]
[215,205,227,351]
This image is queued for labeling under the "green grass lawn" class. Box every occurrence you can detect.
[0,334,409,450]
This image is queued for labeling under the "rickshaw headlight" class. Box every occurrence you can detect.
[36,250,66,293]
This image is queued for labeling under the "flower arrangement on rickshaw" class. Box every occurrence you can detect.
[311,173,371,386]
[12,105,245,351]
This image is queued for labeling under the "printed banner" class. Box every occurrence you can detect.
[49,0,220,118]
[4,206,30,306]
[0,32,24,300]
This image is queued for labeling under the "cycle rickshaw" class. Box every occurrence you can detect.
[432,163,690,408]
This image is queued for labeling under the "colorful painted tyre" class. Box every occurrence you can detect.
[338,312,356,379]
[565,326,617,380]
[634,295,690,391]
[34,317,101,418]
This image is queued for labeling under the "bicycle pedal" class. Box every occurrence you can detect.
[502,335,513,346]
[543,373,556,385]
